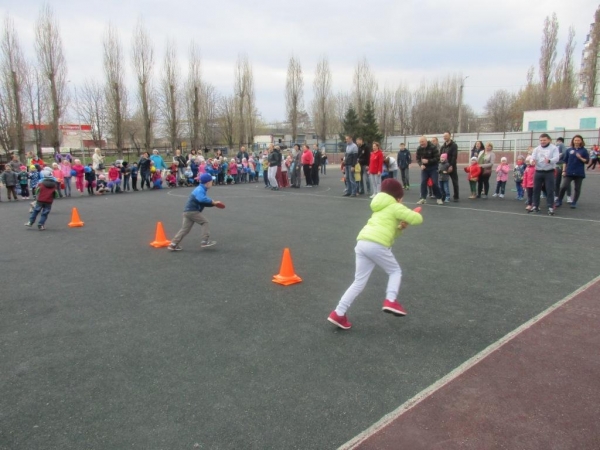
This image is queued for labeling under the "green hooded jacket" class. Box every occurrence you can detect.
[357,193,423,247]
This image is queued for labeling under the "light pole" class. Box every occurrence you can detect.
[457,75,469,134]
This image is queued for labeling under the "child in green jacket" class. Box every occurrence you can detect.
[328,178,423,330]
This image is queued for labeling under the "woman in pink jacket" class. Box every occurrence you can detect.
[301,144,314,187]
[493,157,510,198]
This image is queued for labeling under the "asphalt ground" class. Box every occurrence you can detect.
[1,168,599,450]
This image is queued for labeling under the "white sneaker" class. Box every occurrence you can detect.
[492,193,498,197]
[416,198,426,205]
[499,194,504,198]
[369,194,375,199]
[437,199,444,205]
[567,196,573,203]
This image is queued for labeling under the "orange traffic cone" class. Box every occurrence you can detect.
[272,248,303,286]
[68,207,84,227]
[150,222,171,248]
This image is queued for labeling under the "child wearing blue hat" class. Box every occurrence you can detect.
[168,173,225,251]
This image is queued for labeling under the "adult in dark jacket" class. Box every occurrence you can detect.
[440,132,459,201]
[356,138,371,195]
[397,143,411,189]
[267,145,281,190]
[416,136,443,205]
[556,135,589,209]
[343,135,359,196]
[237,146,249,162]
[311,144,322,186]
[138,152,152,189]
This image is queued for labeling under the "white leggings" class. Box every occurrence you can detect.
[369,174,382,196]
[334,240,402,316]
[268,166,278,187]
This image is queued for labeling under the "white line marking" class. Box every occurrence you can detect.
[436,205,600,224]
[338,274,600,450]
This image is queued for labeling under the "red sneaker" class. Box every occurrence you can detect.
[382,299,407,316]
[327,311,352,330]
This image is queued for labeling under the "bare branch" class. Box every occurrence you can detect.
[285,55,304,142]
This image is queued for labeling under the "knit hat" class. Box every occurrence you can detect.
[381,178,404,200]
[440,153,448,160]
[470,156,477,161]
[501,157,507,162]
[517,155,524,161]
[42,169,53,178]
[200,173,213,184]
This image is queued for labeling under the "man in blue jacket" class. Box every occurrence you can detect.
[168,173,224,251]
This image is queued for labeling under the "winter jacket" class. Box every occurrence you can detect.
[513,164,525,182]
[313,150,322,167]
[464,163,481,181]
[358,144,371,167]
[138,156,151,172]
[564,147,590,178]
[522,165,535,188]
[17,171,29,185]
[440,140,458,167]
[72,164,85,178]
[357,193,423,248]
[268,150,282,167]
[416,142,440,168]
[61,163,72,178]
[52,169,64,182]
[301,149,314,165]
[397,149,412,169]
[85,169,96,183]
[36,178,57,203]
[368,150,384,175]
[1,170,18,186]
[183,184,214,212]
[438,161,450,181]
[345,142,359,167]
[150,154,167,170]
[495,163,510,182]
[108,167,120,181]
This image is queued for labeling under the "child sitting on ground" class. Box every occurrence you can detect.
[464,157,481,199]
[152,169,163,189]
[96,174,108,195]
[327,179,423,330]
[166,172,177,187]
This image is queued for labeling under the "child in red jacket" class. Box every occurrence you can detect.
[464,157,481,199]
[523,156,536,211]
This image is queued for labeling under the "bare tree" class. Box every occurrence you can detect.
[411,75,461,134]
[217,94,236,148]
[285,55,304,142]
[311,56,333,141]
[35,3,68,152]
[334,91,352,135]
[394,83,413,135]
[103,23,127,157]
[550,26,577,109]
[484,89,520,132]
[199,83,218,147]
[160,39,181,152]
[234,54,253,146]
[581,7,600,106]
[377,85,395,147]
[78,79,106,147]
[131,17,155,151]
[1,15,26,158]
[185,41,202,151]
[244,68,257,146]
[22,62,47,155]
[539,13,559,109]
[352,57,378,121]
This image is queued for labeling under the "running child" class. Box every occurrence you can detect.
[167,173,224,252]
[327,178,423,330]
[25,170,57,230]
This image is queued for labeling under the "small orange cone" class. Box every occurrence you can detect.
[150,222,171,248]
[68,207,84,227]
[272,248,303,286]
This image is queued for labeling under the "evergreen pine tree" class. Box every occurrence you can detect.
[339,106,360,142]
[359,101,383,144]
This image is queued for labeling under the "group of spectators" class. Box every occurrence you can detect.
[339,132,594,214]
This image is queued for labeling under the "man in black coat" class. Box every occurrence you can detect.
[440,131,459,201]
[356,137,371,195]
[237,146,249,162]
[311,144,321,186]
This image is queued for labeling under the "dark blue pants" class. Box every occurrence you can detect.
[420,166,442,199]
[29,202,52,225]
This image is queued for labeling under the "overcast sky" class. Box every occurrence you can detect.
[2,0,598,122]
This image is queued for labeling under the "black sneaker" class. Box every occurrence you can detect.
[167,244,182,251]
[201,240,216,248]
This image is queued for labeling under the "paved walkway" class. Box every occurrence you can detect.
[344,277,600,450]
